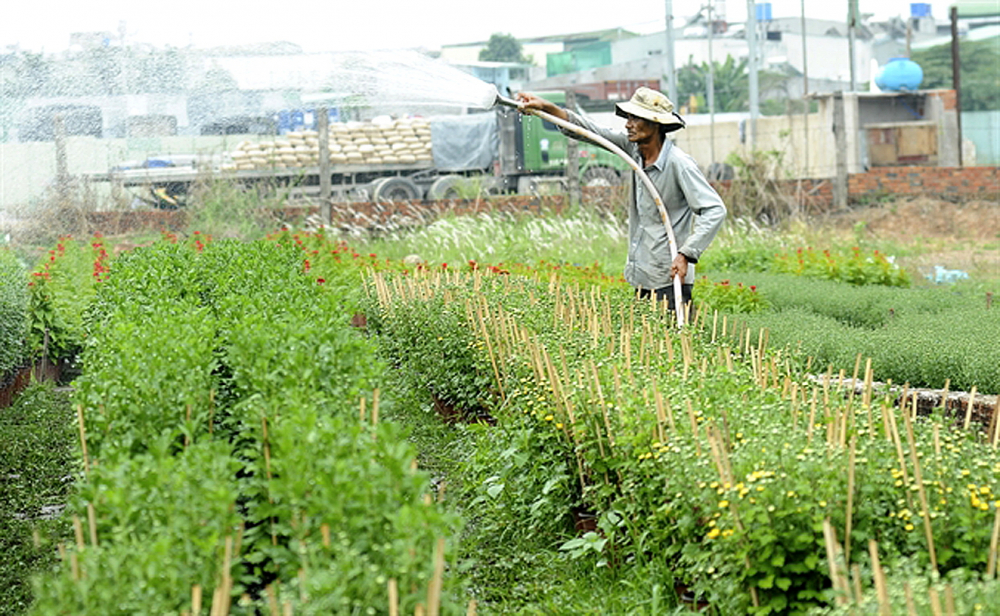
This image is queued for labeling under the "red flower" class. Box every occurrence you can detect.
[317,278,326,284]
[369,253,376,258]
[303,259,311,272]
[441,263,448,269]
[194,231,200,235]
[750,285,757,291]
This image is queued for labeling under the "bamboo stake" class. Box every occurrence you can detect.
[863,358,874,435]
[685,399,702,457]
[963,386,977,431]
[589,361,615,449]
[851,564,864,606]
[87,502,98,547]
[467,600,478,616]
[427,537,445,616]
[823,520,850,606]
[994,407,1000,449]
[943,585,956,615]
[902,397,938,573]
[76,405,90,476]
[844,438,856,564]
[193,585,203,616]
[939,377,951,413]
[72,516,85,552]
[478,302,505,401]
[988,505,1000,579]
[881,380,894,442]
[904,581,918,615]
[372,388,381,427]
[869,540,891,616]
[807,387,819,444]
[849,353,862,406]
[221,534,234,615]
[711,310,719,343]
[928,586,943,616]
[359,396,367,422]
[790,383,800,427]
[70,551,79,582]
[389,579,399,616]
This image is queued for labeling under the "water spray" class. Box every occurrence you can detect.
[490,86,686,327]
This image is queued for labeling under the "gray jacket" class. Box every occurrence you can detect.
[562,110,727,290]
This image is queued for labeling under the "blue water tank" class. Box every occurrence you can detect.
[910,3,931,18]
[755,2,772,22]
[875,57,924,92]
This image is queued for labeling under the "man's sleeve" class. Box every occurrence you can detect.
[558,110,632,152]
[676,160,727,263]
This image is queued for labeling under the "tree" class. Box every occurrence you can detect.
[677,55,794,114]
[911,39,1000,111]
[677,56,749,112]
[479,33,528,63]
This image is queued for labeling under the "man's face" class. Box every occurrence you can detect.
[625,114,659,143]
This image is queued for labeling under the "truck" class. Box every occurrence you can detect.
[87,93,630,209]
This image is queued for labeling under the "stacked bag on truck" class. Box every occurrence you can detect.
[222,118,433,171]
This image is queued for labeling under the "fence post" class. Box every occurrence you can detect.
[317,107,332,225]
[832,92,848,209]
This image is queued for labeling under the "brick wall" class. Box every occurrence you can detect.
[83,168,995,234]
[710,166,998,212]
[849,166,1000,199]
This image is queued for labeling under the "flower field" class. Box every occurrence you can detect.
[1,211,998,614]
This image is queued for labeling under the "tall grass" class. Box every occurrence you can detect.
[362,207,628,271]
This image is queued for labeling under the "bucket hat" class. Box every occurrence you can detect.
[615,87,686,131]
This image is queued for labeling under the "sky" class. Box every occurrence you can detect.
[1,0,956,54]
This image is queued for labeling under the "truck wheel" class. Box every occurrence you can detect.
[427,176,464,200]
[582,167,621,187]
[370,176,422,202]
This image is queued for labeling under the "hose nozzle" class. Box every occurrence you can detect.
[494,93,523,110]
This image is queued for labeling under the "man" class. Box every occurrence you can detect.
[516,87,726,315]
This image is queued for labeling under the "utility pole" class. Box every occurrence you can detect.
[800,0,810,178]
[847,0,858,91]
[707,1,716,165]
[317,107,332,223]
[746,0,759,151]
[664,0,678,104]
[54,114,69,206]
[950,6,963,167]
[832,91,848,209]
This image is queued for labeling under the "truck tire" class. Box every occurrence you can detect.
[582,166,621,187]
[370,176,422,202]
[427,176,464,200]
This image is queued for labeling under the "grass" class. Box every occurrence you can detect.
[380,373,693,615]
[363,205,628,272]
[0,382,76,616]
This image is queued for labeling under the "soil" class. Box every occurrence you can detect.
[820,196,999,280]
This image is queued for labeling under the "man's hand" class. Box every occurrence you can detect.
[515,93,569,121]
[671,253,689,281]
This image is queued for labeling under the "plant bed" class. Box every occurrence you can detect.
[804,373,999,436]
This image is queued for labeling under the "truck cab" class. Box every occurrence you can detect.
[498,91,630,194]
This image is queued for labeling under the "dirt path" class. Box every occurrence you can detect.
[821,196,999,280]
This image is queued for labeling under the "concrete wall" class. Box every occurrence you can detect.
[0,134,258,211]
[963,110,1000,165]
[671,112,835,178]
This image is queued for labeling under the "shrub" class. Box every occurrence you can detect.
[0,248,28,378]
